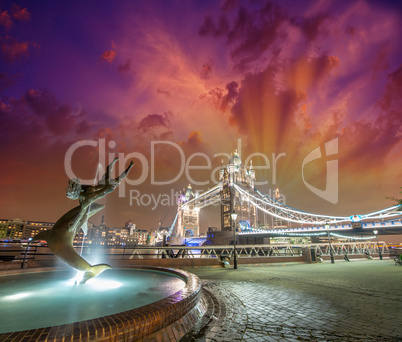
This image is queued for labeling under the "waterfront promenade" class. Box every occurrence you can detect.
[181,259,402,342]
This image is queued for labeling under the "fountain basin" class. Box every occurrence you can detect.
[0,266,205,341]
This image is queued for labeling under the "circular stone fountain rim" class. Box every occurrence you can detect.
[0,266,203,342]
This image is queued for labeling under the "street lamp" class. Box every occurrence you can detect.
[231,210,238,269]
[325,222,334,263]
[373,230,383,260]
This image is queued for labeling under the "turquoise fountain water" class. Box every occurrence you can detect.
[0,268,185,334]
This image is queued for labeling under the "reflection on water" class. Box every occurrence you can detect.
[0,269,185,334]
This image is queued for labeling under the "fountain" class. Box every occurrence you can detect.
[0,266,204,341]
[0,159,205,341]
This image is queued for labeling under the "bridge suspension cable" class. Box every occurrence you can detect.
[167,213,178,237]
[234,184,401,225]
[181,184,221,210]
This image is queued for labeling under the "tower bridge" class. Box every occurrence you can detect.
[160,150,402,245]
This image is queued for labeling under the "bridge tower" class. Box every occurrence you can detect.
[177,185,200,238]
[219,150,257,232]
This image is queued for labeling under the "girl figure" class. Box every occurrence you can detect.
[66,158,134,235]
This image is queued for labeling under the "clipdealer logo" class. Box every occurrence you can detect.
[301,137,338,204]
[63,138,286,196]
[64,137,338,204]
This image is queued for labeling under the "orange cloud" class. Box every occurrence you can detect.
[291,14,332,42]
[100,49,116,63]
[181,131,207,152]
[101,41,117,63]
[0,36,39,62]
[0,10,12,30]
[200,60,213,79]
[205,81,239,112]
[285,55,340,90]
[0,89,96,222]
[229,65,308,154]
[138,112,171,134]
[11,4,31,21]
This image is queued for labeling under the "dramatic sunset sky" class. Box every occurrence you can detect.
[1,0,401,232]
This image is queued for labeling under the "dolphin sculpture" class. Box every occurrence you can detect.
[33,158,134,284]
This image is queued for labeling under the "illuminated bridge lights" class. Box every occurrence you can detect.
[161,179,401,241]
[237,219,402,236]
[234,184,402,225]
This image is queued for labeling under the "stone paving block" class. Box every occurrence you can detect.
[183,260,402,341]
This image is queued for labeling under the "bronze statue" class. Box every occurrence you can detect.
[33,158,134,284]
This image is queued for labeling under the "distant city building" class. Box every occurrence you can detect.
[127,229,149,246]
[125,220,136,230]
[106,226,130,246]
[0,217,150,247]
[0,218,53,240]
[125,219,149,246]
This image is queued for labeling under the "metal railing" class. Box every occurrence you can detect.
[312,241,388,256]
[0,243,38,268]
[150,245,303,259]
[0,241,389,266]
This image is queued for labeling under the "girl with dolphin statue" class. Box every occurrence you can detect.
[33,158,134,284]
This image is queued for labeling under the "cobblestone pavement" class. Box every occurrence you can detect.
[180,259,402,342]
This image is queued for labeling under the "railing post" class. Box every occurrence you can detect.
[373,230,382,260]
[33,245,38,260]
[21,243,29,269]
